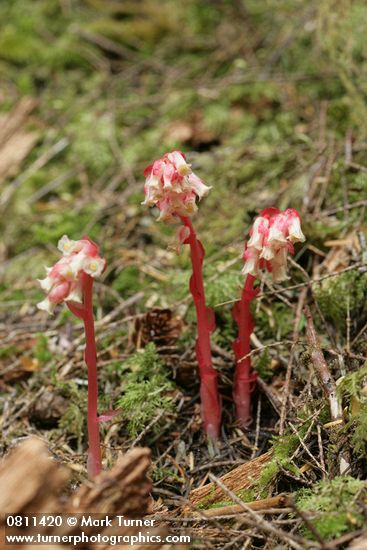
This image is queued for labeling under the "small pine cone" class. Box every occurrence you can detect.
[131,308,183,350]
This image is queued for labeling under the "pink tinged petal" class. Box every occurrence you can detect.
[37,297,55,314]
[162,162,175,189]
[259,207,280,220]
[48,258,66,279]
[50,256,77,280]
[79,239,100,257]
[167,151,191,176]
[143,162,153,177]
[242,248,260,277]
[171,224,191,254]
[179,225,191,243]
[48,281,71,303]
[267,215,288,245]
[151,159,165,177]
[247,217,269,250]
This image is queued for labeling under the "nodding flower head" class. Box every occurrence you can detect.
[142,150,211,222]
[37,235,106,314]
[242,208,305,282]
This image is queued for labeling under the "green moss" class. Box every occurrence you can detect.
[257,424,310,494]
[338,364,367,457]
[198,488,256,511]
[30,207,101,249]
[116,343,175,439]
[0,344,20,358]
[34,334,52,366]
[257,301,294,341]
[205,266,242,309]
[296,477,366,540]
[59,402,86,450]
[152,466,184,484]
[59,382,88,448]
[253,349,272,382]
[113,266,143,296]
[314,271,367,333]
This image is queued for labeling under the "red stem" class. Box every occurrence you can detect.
[232,274,258,427]
[180,216,221,439]
[69,275,102,477]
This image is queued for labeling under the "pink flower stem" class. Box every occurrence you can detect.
[68,274,102,477]
[82,275,102,477]
[180,216,221,439]
[232,274,258,427]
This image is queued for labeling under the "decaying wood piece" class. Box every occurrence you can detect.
[0,438,69,514]
[72,447,153,515]
[348,533,367,550]
[0,97,39,181]
[186,450,273,510]
[0,437,185,550]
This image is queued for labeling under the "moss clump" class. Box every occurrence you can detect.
[338,364,367,458]
[205,266,242,309]
[253,349,272,382]
[113,266,143,296]
[314,271,367,333]
[59,382,88,449]
[197,488,256,510]
[34,334,52,366]
[296,476,366,540]
[257,423,311,495]
[116,343,175,438]
[256,301,294,341]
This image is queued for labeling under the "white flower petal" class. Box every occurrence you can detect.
[188,173,211,200]
[58,235,81,256]
[37,276,53,293]
[37,297,55,315]
[83,257,105,278]
[65,286,83,304]
[167,151,191,176]
[288,216,306,243]
[260,246,275,261]
[68,253,87,276]
[242,248,260,277]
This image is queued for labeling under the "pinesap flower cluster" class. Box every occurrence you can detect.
[37,236,106,314]
[242,207,306,282]
[142,150,211,222]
